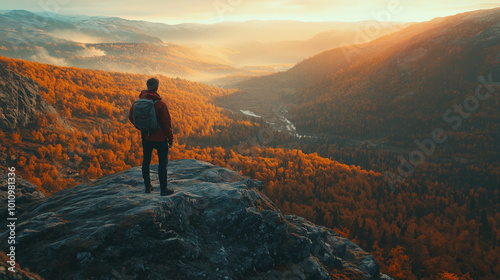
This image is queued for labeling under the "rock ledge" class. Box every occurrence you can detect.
[1,159,392,280]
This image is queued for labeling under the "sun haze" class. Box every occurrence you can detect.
[1,0,499,24]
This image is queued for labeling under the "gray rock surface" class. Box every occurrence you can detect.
[0,159,393,280]
[0,169,45,204]
[0,61,71,131]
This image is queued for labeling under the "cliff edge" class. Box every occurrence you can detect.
[0,61,71,131]
[1,159,392,280]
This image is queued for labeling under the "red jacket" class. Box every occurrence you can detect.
[129,90,174,142]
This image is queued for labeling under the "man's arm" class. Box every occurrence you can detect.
[129,104,134,124]
[159,101,174,145]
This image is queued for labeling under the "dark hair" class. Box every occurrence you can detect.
[146,78,159,91]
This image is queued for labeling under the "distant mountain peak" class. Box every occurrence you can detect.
[5,9,36,17]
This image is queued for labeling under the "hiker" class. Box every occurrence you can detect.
[129,78,174,196]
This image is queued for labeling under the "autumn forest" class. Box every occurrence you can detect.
[0,53,498,280]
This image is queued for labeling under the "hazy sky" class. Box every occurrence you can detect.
[2,0,499,24]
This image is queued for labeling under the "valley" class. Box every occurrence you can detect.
[216,85,294,133]
[216,83,407,154]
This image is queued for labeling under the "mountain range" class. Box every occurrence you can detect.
[0,10,406,82]
[230,7,500,154]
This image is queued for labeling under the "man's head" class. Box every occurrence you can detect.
[147,78,159,92]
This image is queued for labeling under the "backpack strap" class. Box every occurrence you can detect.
[148,100,160,136]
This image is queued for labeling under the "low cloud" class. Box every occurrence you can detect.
[75,46,106,57]
[30,47,67,66]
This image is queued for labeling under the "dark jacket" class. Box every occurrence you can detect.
[129,90,174,143]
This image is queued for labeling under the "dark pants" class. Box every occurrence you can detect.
[142,140,169,191]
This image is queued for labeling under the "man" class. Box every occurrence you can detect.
[129,78,174,196]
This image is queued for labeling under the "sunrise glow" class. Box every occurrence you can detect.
[2,0,499,24]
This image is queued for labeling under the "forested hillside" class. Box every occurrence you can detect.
[228,8,500,279]
[241,8,500,154]
[0,54,499,279]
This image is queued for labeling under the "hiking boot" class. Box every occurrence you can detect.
[160,188,174,196]
[145,184,154,193]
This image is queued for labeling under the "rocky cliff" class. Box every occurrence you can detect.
[0,61,71,131]
[1,160,392,280]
